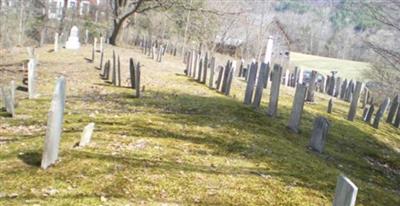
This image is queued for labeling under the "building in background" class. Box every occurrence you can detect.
[48,0,102,19]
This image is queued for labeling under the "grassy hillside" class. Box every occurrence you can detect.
[290,52,371,80]
[0,45,399,205]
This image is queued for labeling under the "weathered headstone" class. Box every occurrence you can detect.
[215,66,224,91]
[1,85,15,117]
[197,58,203,82]
[65,26,81,49]
[224,61,235,96]
[201,52,208,84]
[79,123,95,147]
[129,58,136,89]
[333,175,358,206]
[221,61,231,93]
[100,36,104,52]
[253,63,269,108]
[99,48,104,70]
[28,58,38,99]
[394,105,400,128]
[134,62,141,98]
[208,57,215,88]
[363,104,374,123]
[340,79,348,99]
[267,64,283,117]
[386,95,399,123]
[347,81,363,121]
[334,77,342,97]
[309,116,330,153]
[287,84,307,133]
[54,32,59,52]
[372,97,390,128]
[328,98,333,114]
[117,55,121,86]
[243,62,258,105]
[298,69,304,85]
[305,70,317,102]
[41,76,66,169]
[192,53,198,79]
[112,51,116,85]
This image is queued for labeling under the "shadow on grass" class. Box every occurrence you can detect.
[18,151,41,167]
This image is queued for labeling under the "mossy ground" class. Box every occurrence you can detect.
[0,45,399,205]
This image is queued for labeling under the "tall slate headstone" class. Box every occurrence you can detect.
[373,97,390,128]
[394,105,400,128]
[253,63,268,108]
[117,55,121,86]
[340,79,348,99]
[41,76,66,169]
[347,81,363,121]
[287,84,307,133]
[243,62,258,105]
[328,98,333,114]
[267,64,283,117]
[306,70,317,102]
[112,50,116,85]
[202,52,208,84]
[208,57,215,88]
[364,104,375,123]
[386,95,399,123]
[134,62,141,98]
[28,58,38,99]
[333,175,358,206]
[309,116,330,153]
[129,58,136,89]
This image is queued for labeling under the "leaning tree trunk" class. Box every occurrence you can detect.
[109,19,124,45]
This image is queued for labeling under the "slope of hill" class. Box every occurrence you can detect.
[0,45,399,205]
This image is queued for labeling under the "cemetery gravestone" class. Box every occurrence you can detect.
[309,116,330,153]
[65,26,81,50]
[79,123,95,147]
[373,97,390,128]
[243,62,258,105]
[54,32,59,52]
[386,95,399,123]
[328,98,333,113]
[306,70,317,102]
[333,175,358,206]
[267,65,283,117]
[41,76,66,169]
[28,58,38,99]
[253,63,268,108]
[287,84,307,133]
[364,104,374,123]
[134,62,141,98]
[347,81,363,121]
[208,57,216,88]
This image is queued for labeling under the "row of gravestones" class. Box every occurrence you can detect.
[91,42,141,98]
[183,50,237,96]
[133,35,178,58]
[181,52,360,206]
[0,48,96,169]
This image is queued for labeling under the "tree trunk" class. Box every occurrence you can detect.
[58,0,68,34]
[109,19,123,45]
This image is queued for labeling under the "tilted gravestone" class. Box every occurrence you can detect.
[386,95,399,124]
[208,57,216,88]
[253,62,269,108]
[305,70,317,102]
[28,58,38,99]
[41,76,66,169]
[394,105,400,128]
[215,66,224,91]
[340,79,348,99]
[134,62,141,98]
[221,61,231,93]
[287,84,307,133]
[372,97,390,128]
[347,81,363,121]
[112,50,116,86]
[334,77,342,97]
[192,53,198,79]
[1,85,15,117]
[117,55,121,86]
[309,116,330,153]
[333,175,358,206]
[267,64,283,117]
[224,61,235,96]
[243,62,258,105]
[129,58,136,89]
[99,48,104,71]
[363,104,374,123]
[197,58,203,82]
[79,123,95,147]
[201,52,208,84]
[327,98,333,114]
[102,60,111,80]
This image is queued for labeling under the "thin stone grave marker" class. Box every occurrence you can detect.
[267,64,283,117]
[309,116,329,153]
[333,175,358,206]
[79,123,95,147]
[287,84,307,133]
